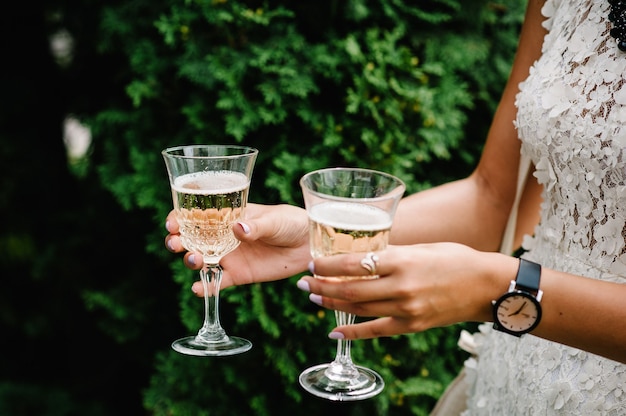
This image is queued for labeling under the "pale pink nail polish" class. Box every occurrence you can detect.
[309,293,322,306]
[238,222,251,234]
[297,279,310,292]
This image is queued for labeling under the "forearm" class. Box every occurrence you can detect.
[534,268,626,363]
[391,177,510,251]
[477,252,626,364]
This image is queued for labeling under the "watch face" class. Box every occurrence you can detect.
[493,291,541,336]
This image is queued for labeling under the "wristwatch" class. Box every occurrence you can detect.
[492,258,543,337]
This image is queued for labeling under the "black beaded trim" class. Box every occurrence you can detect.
[609,0,626,51]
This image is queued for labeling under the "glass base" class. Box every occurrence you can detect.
[299,363,384,401]
[172,335,252,357]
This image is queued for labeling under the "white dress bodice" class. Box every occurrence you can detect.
[463,0,626,414]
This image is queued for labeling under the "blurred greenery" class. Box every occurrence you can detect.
[0,0,526,414]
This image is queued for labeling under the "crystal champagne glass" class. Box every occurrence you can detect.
[298,167,405,401]
[162,144,258,356]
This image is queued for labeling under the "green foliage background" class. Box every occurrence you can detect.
[0,0,526,414]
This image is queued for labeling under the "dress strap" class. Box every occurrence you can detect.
[499,151,531,255]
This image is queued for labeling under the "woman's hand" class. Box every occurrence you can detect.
[165,203,311,293]
[298,243,518,340]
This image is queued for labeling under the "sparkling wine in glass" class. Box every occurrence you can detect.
[298,167,405,401]
[162,144,258,356]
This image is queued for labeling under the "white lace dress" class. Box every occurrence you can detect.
[462,0,626,414]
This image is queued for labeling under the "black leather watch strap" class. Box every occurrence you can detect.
[516,258,541,292]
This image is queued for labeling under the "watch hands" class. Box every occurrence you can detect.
[508,301,527,317]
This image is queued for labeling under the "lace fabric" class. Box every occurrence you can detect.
[462,0,626,414]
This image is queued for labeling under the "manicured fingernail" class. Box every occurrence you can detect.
[238,222,251,234]
[297,279,310,292]
[166,220,171,232]
[191,284,199,295]
[328,332,345,340]
[166,238,175,251]
[188,254,196,267]
[308,260,315,274]
[309,293,323,306]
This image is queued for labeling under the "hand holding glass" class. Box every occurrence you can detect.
[299,167,405,401]
[162,145,258,356]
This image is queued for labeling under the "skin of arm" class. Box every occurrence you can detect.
[391,0,547,251]
[165,0,626,363]
[164,0,548,275]
[304,243,626,364]
[300,0,626,364]
[164,0,547,276]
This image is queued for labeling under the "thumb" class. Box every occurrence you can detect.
[232,219,280,243]
[232,221,255,241]
[233,204,308,247]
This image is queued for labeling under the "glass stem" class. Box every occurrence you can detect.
[326,311,359,380]
[195,263,228,343]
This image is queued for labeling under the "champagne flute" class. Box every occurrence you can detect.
[162,144,258,357]
[298,167,405,401]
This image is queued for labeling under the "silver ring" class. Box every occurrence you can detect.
[360,252,380,275]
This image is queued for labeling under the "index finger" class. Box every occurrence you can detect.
[165,210,179,234]
[310,250,392,279]
[299,274,393,305]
